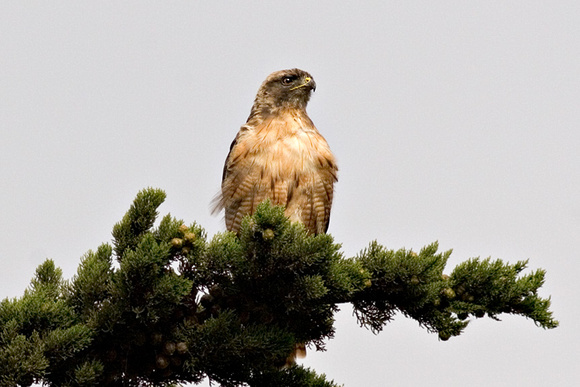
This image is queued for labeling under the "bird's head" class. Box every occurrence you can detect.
[254,68,316,113]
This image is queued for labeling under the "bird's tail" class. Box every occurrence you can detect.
[284,342,307,367]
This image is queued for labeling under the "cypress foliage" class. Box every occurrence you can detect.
[0,188,558,386]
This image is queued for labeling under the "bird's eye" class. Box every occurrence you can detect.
[281,76,295,86]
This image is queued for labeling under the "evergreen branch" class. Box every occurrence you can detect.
[0,189,558,386]
[112,188,166,259]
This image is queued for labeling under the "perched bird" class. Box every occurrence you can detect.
[213,68,338,235]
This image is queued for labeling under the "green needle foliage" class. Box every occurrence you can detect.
[0,188,558,386]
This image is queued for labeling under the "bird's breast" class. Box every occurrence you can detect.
[249,113,334,178]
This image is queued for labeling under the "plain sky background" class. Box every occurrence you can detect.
[1,2,578,386]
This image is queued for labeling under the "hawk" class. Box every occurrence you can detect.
[213,68,338,235]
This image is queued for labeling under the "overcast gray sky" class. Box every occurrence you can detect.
[1,2,578,386]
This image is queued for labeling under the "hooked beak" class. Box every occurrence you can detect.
[291,76,316,91]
